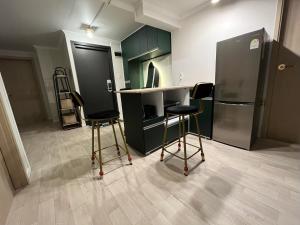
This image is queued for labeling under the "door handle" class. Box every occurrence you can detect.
[107,80,112,92]
[278,63,294,71]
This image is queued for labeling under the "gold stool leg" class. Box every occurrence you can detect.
[91,121,96,164]
[96,122,104,177]
[194,114,205,161]
[160,113,169,161]
[111,119,120,156]
[182,115,188,176]
[178,115,182,151]
[117,119,132,165]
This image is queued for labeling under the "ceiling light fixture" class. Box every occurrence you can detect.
[80,24,98,38]
[211,0,220,4]
[86,27,95,38]
[80,0,111,37]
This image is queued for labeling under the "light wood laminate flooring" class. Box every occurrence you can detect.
[4,123,300,225]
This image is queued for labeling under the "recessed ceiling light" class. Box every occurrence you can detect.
[211,0,220,4]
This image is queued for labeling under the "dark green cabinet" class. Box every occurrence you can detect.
[157,29,171,54]
[122,26,171,60]
[120,93,187,155]
[121,25,171,88]
[138,28,148,56]
[128,60,143,89]
[189,98,214,139]
[122,35,136,59]
[146,26,158,51]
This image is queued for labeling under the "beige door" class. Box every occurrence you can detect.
[267,0,300,143]
[0,58,46,128]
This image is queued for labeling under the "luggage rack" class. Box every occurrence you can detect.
[53,67,81,130]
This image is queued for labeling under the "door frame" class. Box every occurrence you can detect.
[0,73,30,189]
[71,41,119,115]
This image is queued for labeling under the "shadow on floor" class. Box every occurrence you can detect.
[253,138,299,151]
[156,146,205,178]
[189,174,235,222]
[40,153,132,185]
[251,138,291,151]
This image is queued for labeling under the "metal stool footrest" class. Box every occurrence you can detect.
[164,141,201,160]
[93,144,130,165]
[160,113,205,176]
[91,119,132,178]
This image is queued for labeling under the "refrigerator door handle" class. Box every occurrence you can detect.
[215,101,254,106]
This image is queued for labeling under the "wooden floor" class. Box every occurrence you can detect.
[5,123,300,225]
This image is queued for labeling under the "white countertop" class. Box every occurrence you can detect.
[115,86,193,94]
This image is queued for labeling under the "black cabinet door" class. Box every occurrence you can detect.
[190,99,214,139]
[71,42,118,117]
[143,120,188,154]
[144,124,164,154]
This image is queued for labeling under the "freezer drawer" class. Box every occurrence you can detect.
[213,102,254,150]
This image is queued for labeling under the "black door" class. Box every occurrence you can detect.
[71,42,118,117]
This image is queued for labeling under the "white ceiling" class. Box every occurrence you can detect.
[0,0,210,51]
[146,0,209,19]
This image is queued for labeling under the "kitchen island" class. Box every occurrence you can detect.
[116,86,192,155]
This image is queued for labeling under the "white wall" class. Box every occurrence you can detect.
[34,45,70,122]
[172,0,278,85]
[63,30,126,119]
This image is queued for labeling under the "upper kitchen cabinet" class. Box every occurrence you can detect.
[121,35,135,59]
[121,25,171,88]
[121,25,171,62]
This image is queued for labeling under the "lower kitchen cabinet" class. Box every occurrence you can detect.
[120,88,190,155]
[189,97,214,139]
[143,119,188,154]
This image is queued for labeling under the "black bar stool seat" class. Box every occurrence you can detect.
[166,105,198,115]
[87,110,119,120]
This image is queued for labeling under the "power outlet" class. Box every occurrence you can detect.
[178,73,183,85]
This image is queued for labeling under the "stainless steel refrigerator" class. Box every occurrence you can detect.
[213,29,269,150]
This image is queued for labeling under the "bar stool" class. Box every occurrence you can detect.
[160,83,213,176]
[70,91,132,178]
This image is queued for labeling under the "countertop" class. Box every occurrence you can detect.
[115,86,193,94]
